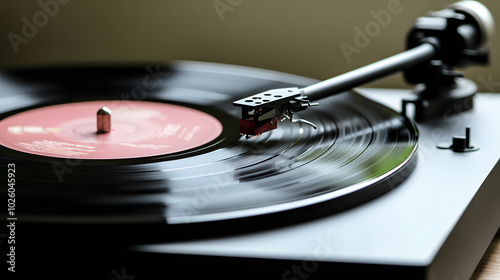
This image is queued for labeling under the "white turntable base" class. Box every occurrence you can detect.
[135,88,500,280]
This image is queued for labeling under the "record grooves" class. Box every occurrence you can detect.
[0,61,418,239]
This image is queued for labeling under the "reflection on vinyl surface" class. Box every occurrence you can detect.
[0,62,417,236]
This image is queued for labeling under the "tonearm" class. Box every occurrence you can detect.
[233,1,494,137]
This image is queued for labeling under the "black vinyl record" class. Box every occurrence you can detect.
[0,61,417,237]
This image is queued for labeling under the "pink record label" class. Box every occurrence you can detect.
[0,101,223,159]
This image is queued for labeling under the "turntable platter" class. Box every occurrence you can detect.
[0,61,417,236]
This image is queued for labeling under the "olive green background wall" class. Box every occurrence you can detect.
[1,0,498,91]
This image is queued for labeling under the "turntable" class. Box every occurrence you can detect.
[0,1,499,279]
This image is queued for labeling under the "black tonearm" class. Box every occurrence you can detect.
[233,1,494,137]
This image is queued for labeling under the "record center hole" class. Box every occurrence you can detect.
[245,100,253,102]
[274,95,282,98]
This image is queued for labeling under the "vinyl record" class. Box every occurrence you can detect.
[0,61,418,236]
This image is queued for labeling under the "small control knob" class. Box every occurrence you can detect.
[437,126,479,152]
